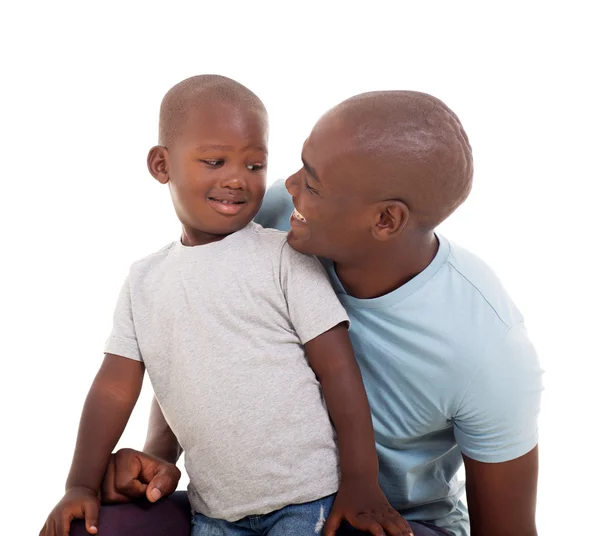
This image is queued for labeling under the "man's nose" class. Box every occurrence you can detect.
[285,171,300,195]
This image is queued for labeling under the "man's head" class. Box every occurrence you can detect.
[148,75,269,244]
[286,91,473,262]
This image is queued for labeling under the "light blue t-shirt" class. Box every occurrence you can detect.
[255,180,543,536]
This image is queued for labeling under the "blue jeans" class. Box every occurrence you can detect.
[191,494,335,535]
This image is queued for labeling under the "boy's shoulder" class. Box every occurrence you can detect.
[126,224,291,279]
[127,242,177,280]
[243,221,290,255]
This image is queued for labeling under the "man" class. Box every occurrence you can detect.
[79,91,542,536]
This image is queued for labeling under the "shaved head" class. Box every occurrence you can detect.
[318,90,473,230]
[158,75,267,147]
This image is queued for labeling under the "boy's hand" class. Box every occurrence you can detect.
[39,486,99,536]
[324,482,413,536]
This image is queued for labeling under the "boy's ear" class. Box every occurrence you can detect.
[147,146,170,184]
[370,200,410,241]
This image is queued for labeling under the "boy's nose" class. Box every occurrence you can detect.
[220,175,245,190]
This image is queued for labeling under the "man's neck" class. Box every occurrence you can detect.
[334,231,439,300]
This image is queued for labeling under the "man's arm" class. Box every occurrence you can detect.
[100,397,182,504]
[463,446,538,536]
[453,322,542,536]
[143,395,182,463]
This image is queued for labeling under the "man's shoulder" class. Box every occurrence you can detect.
[394,237,530,367]
[441,237,524,330]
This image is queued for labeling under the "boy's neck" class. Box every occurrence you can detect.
[334,231,439,300]
[180,225,232,247]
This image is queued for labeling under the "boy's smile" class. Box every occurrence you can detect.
[207,191,249,216]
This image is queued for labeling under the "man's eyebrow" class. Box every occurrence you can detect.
[301,158,320,183]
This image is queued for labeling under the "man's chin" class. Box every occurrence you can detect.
[286,230,318,256]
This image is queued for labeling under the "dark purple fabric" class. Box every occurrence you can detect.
[71,491,191,536]
[71,491,451,535]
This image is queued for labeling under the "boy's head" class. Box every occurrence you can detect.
[285,90,473,262]
[148,75,269,245]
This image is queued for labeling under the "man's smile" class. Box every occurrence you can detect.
[291,207,307,223]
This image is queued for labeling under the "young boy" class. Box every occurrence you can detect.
[40,75,412,536]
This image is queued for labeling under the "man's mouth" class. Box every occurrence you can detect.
[292,208,307,223]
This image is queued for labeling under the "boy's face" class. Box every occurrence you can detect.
[153,101,268,245]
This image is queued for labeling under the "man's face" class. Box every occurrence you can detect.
[166,102,268,241]
[285,116,372,262]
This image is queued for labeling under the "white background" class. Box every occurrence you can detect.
[1,1,598,534]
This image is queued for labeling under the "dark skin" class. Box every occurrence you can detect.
[42,94,412,536]
[40,354,145,536]
[103,92,539,535]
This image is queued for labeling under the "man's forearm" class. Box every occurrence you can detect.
[143,395,182,463]
[66,355,144,492]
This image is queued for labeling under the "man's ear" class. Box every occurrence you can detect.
[147,146,170,184]
[370,200,410,241]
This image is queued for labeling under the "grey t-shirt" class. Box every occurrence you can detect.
[105,222,349,521]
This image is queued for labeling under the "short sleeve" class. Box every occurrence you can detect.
[279,243,349,345]
[453,322,543,463]
[103,275,142,361]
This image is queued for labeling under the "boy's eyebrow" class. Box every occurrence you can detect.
[301,158,320,183]
[195,144,268,153]
[195,144,234,151]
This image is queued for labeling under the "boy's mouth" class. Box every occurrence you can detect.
[209,197,246,205]
[208,196,248,216]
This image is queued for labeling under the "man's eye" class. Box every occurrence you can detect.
[247,164,265,172]
[304,177,317,195]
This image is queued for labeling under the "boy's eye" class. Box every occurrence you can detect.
[201,159,223,167]
[247,163,265,172]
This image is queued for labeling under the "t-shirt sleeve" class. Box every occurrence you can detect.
[279,242,349,345]
[453,322,543,463]
[103,275,143,361]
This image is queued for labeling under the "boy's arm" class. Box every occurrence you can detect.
[66,354,145,491]
[305,324,412,536]
[40,354,144,536]
[304,325,378,483]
